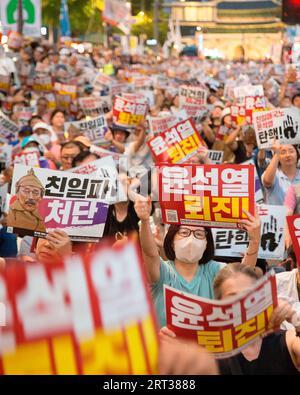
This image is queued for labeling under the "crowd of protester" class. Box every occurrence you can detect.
[0,35,300,375]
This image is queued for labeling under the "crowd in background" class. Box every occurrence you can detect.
[0,36,300,375]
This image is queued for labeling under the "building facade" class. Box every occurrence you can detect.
[164,0,284,60]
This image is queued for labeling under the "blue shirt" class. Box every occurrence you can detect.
[262,168,300,205]
[151,259,226,327]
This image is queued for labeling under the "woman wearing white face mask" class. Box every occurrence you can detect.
[134,198,261,327]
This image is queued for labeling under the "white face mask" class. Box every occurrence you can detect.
[174,235,207,264]
[38,134,50,145]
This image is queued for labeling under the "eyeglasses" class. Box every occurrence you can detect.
[177,228,207,240]
[20,186,41,197]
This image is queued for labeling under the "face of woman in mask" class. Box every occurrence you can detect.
[173,226,207,264]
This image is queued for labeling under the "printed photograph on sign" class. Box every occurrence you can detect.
[7,165,110,241]
[164,269,278,359]
[0,240,158,374]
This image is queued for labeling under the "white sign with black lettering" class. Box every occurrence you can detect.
[213,205,285,260]
[253,108,300,149]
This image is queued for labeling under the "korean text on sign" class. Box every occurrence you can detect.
[0,241,158,374]
[253,108,300,149]
[112,96,148,127]
[287,214,300,268]
[148,118,204,164]
[158,164,255,228]
[164,270,278,359]
[8,165,110,241]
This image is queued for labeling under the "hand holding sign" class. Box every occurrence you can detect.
[268,299,296,330]
[238,208,261,244]
[46,230,72,257]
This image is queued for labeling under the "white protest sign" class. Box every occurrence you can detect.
[242,159,264,203]
[213,204,285,260]
[253,108,300,149]
[71,156,126,203]
[0,145,12,169]
[7,165,110,241]
[207,150,224,164]
[65,115,109,145]
[0,110,19,143]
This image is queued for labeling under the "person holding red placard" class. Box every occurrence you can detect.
[159,263,300,375]
[134,197,261,327]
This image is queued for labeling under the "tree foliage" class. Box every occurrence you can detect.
[42,0,103,36]
[41,0,168,43]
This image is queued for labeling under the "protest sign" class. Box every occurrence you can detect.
[0,110,19,143]
[78,96,105,117]
[208,150,224,164]
[93,72,114,91]
[13,105,35,126]
[0,145,12,170]
[287,214,300,267]
[71,156,127,203]
[65,115,109,145]
[0,241,158,374]
[253,108,300,149]
[13,148,40,167]
[32,77,53,93]
[0,75,10,93]
[113,96,148,128]
[242,159,264,203]
[7,165,110,241]
[231,96,267,125]
[54,82,77,99]
[213,205,286,260]
[233,85,264,100]
[179,85,207,105]
[147,114,178,136]
[111,82,133,98]
[148,118,204,164]
[164,270,278,359]
[0,183,8,217]
[158,164,255,228]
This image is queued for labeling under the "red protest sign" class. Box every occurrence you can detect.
[148,118,204,164]
[165,270,278,359]
[0,240,159,374]
[287,214,300,268]
[158,163,255,228]
[231,96,267,125]
[112,96,148,128]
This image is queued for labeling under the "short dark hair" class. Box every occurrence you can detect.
[163,224,215,264]
[72,151,99,168]
[50,109,65,123]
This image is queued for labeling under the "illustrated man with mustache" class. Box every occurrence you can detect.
[7,168,46,233]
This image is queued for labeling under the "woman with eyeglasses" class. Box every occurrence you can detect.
[134,197,261,327]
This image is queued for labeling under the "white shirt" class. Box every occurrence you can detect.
[276,269,300,330]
